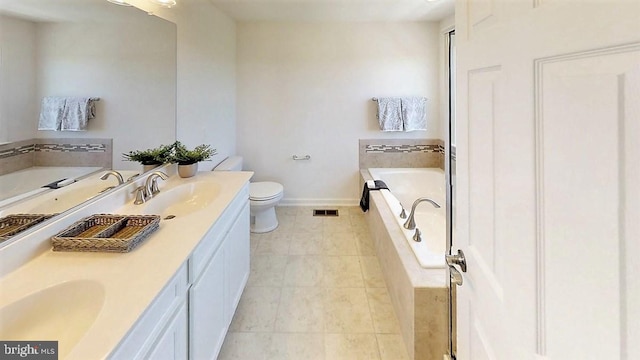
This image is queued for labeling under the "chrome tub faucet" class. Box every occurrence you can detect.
[403,197,441,230]
[100,170,124,185]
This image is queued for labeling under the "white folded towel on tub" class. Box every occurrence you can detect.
[376,97,403,132]
[38,96,66,130]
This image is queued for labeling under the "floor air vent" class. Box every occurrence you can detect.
[313,209,339,217]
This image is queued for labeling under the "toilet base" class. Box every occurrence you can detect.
[250,206,279,233]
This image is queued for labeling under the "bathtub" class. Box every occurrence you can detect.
[367,168,446,269]
[0,170,140,217]
[0,166,103,207]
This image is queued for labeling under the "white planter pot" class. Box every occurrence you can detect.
[178,163,198,178]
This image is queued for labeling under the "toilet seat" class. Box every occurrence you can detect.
[250,182,284,201]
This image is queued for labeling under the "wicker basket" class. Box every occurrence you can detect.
[0,214,56,242]
[51,214,160,253]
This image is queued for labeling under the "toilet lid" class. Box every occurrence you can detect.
[250,182,283,200]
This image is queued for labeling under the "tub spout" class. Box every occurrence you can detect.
[100,170,124,185]
[403,197,440,230]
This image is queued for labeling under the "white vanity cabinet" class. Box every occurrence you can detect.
[109,183,250,360]
[189,196,250,360]
[109,264,190,360]
[145,302,189,360]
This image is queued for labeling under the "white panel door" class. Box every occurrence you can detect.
[454,1,640,359]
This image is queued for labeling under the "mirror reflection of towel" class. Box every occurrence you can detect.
[61,97,95,131]
[38,97,66,130]
[38,96,98,131]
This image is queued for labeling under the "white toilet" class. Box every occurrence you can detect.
[214,156,284,233]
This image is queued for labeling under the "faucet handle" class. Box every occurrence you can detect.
[413,228,422,242]
[133,186,148,205]
[399,206,407,219]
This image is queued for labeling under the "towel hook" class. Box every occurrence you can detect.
[292,155,311,161]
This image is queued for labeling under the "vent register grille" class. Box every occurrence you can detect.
[313,209,339,217]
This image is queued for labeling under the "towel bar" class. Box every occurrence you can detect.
[292,155,311,161]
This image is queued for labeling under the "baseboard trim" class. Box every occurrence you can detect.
[279,198,360,207]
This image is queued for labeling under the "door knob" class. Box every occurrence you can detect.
[446,249,467,272]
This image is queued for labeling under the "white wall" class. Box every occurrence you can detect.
[174,1,237,170]
[0,15,38,143]
[237,22,441,205]
[36,18,177,170]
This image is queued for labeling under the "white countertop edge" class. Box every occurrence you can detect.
[0,170,254,359]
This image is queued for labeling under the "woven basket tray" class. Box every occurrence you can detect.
[51,214,160,253]
[0,214,56,242]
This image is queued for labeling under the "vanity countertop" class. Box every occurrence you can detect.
[0,170,253,359]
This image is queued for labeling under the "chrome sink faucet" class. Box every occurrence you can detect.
[134,171,169,205]
[100,170,124,185]
[145,171,169,197]
[403,197,441,230]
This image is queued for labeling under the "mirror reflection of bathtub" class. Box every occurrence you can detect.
[0,168,141,244]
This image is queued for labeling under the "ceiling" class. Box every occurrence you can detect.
[207,0,455,22]
[0,0,148,22]
[0,0,455,24]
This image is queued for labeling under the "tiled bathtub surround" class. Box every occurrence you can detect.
[0,138,112,175]
[359,139,444,169]
[361,169,449,360]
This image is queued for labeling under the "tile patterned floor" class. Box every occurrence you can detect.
[218,206,410,360]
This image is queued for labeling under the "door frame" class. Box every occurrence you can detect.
[444,27,457,360]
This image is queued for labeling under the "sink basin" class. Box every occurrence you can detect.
[0,280,105,358]
[141,181,220,217]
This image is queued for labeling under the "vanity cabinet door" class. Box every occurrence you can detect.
[144,302,188,360]
[189,244,226,360]
[224,203,250,322]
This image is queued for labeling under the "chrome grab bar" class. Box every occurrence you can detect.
[292,155,311,160]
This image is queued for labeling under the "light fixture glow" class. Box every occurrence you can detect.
[107,0,132,6]
[149,0,177,8]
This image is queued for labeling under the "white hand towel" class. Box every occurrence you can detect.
[61,97,94,131]
[401,97,427,132]
[38,97,66,131]
[376,97,403,132]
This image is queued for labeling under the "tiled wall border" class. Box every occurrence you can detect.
[0,138,112,176]
[365,144,445,154]
[359,138,445,169]
[0,144,36,159]
[36,143,107,153]
[0,143,107,159]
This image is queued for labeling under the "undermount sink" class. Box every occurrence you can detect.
[140,181,220,217]
[0,280,105,358]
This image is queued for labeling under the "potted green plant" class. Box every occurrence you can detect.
[171,141,216,178]
[122,143,174,172]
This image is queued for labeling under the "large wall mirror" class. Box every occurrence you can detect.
[0,0,177,242]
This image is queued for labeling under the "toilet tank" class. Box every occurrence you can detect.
[213,156,243,171]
